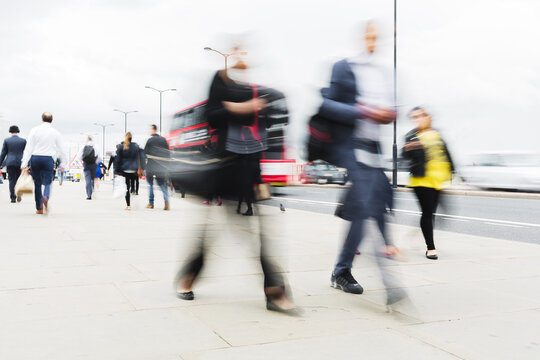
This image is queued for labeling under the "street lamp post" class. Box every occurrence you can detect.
[113,109,138,133]
[93,123,114,160]
[392,0,398,188]
[144,86,176,135]
[204,46,248,73]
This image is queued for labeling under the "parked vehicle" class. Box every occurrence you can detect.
[300,161,347,185]
[461,152,540,191]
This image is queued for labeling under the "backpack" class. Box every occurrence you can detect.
[307,113,333,162]
[82,145,97,165]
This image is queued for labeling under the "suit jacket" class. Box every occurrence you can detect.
[144,134,170,175]
[318,59,359,168]
[0,135,27,167]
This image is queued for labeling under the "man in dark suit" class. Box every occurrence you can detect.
[0,125,27,203]
[319,23,401,301]
[144,124,171,210]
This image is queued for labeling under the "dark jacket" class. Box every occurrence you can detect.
[0,135,27,168]
[144,134,170,175]
[206,71,267,155]
[317,59,358,168]
[402,128,455,177]
[114,142,144,175]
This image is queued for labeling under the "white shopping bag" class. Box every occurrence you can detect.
[15,169,34,196]
[113,176,126,198]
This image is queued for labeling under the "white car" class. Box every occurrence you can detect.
[461,152,540,192]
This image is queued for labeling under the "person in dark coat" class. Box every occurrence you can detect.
[144,124,171,210]
[114,132,145,210]
[319,23,405,306]
[0,125,27,202]
[175,52,298,314]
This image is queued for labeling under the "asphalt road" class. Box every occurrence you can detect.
[269,186,540,245]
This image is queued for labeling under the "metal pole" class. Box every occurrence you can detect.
[124,113,127,134]
[159,91,163,135]
[392,0,398,188]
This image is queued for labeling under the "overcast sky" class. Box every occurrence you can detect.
[1,0,539,163]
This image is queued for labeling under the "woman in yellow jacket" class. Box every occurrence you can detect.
[403,107,454,260]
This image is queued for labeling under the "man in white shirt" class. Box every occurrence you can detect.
[21,112,67,214]
[77,136,101,200]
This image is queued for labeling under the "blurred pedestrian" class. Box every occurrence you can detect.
[55,158,65,185]
[403,106,454,260]
[114,132,144,210]
[99,162,106,181]
[319,23,403,303]
[21,112,67,214]
[94,161,104,190]
[144,124,170,210]
[78,136,101,200]
[0,125,27,203]
[175,47,298,314]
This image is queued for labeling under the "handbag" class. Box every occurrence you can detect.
[254,183,271,201]
[113,176,127,198]
[15,169,34,195]
[307,113,333,162]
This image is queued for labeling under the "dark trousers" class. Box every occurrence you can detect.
[124,173,138,206]
[83,163,97,198]
[413,187,440,250]
[130,176,139,194]
[237,153,261,211]
[7,166,21,201]
[334,157,393,275]
[178,201,286,292]
[29,155,54,210]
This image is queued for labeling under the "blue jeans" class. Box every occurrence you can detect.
[147,173,168,205]
[30,155,54,210]
[83,164,97,198]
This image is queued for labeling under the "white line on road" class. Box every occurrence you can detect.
[483,222,525,228]
[273,197,540,229]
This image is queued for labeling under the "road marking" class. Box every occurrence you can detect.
[483,222,525,228]
[273,197,540,229]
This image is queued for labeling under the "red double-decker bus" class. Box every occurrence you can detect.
[164,89,294,187]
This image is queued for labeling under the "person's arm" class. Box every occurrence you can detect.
[21,129,35,168]
[54,131,68,169]
[0,140,7,167]
[94,145,102,164]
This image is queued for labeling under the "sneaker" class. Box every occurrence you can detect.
[217,200,223,206]
[331,270,364,294]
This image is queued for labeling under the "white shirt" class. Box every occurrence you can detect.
[21,122,67,168]
[77,142,102,165]
[348,53,393,168]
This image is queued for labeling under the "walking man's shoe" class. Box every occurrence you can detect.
[331,270,364,294]
[36,209,44,215]
[10,200,16,203]
[146,204,154,209]
[16,195,21,202]
[86,197,91,200]
[163,202,170,211]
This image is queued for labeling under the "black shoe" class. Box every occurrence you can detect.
[425,251,438,260]
[10,200,16,203]
[242,208,253,216]
[86,197,92,200]
[331,270,364,294]
[176,291,194,301]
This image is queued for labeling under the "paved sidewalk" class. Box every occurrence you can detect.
[0,181,539,360]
